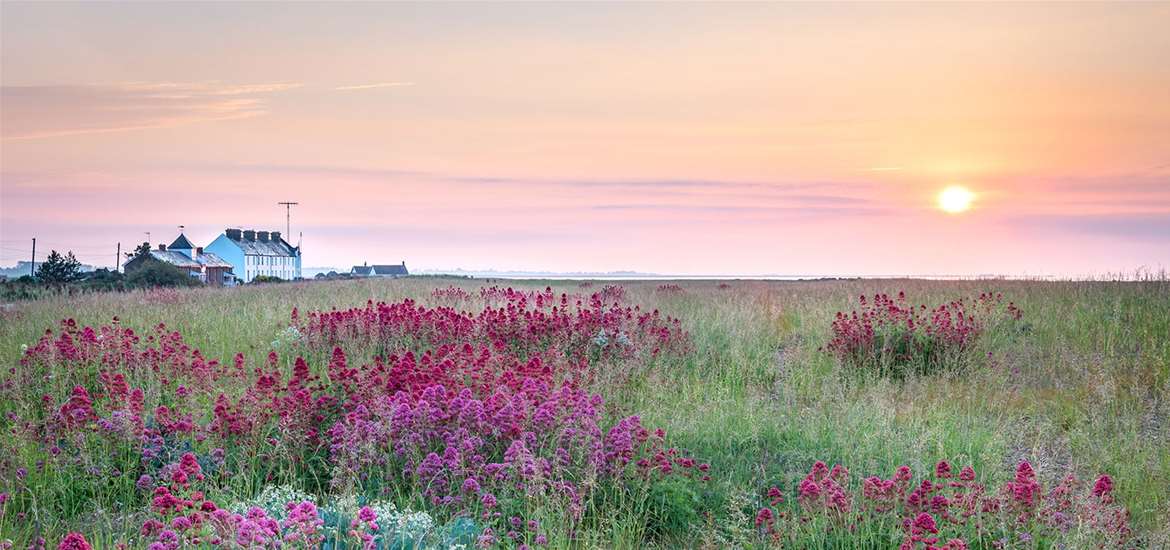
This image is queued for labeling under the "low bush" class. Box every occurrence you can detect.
[124,262,201,289]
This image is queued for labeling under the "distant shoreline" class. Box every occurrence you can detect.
[299,268,1164,283]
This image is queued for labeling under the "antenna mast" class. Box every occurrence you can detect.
[277,202,299,237]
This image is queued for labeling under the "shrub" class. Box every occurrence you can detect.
[125,261,201,289]
[823,292,1022,377]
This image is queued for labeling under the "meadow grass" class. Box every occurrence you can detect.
[0,277,1166,548]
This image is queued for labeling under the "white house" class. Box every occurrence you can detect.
[123,233,235,286]
[204,228,301,283]
[351,262,409,278]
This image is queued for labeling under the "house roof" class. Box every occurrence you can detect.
[351,264,408,275]
[145,250,234,269]
[168,234,195,250]
[149,250,201,268]
[373,264,409,275]
[198,252,234,268]
[223,233,299,257]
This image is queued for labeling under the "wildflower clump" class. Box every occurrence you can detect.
[2,286,701,546]
[824,292,1022,376]
[749,459,1130,548]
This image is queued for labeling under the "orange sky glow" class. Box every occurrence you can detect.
[2,3,1168,276]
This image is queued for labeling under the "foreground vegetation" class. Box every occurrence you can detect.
[0,278,1166,548]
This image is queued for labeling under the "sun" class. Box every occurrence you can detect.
[937,185,975,214]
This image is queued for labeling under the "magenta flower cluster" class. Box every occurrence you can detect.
[824,292,1022,375]
[754,459,1130,548]
[3,287,701,546]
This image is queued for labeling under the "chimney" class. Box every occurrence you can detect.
[243,230,256,241]
[271,231,281,243]
[226,228,242,240]
[258,231,270,242]
[195,247,203,255]
[158,244,167,251]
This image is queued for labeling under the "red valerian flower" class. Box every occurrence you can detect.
[755,507,774,531]
[935,461,952,479]
[57,533,92,550]
[767,485,785,506]
[1093,474,1114,500]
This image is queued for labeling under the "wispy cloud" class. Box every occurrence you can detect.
[589,203,891,218]
[334,82,414,91]
[0,81,301,140]
[128,163,875,197]
[449,175,873,194]
[1011,213,1170,242]
[1042,175,1170,195]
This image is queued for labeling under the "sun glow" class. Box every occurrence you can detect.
[937,185,975,214]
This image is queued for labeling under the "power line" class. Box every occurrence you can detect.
[10,241,115,251]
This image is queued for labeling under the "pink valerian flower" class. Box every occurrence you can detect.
[798,478,821,504]
[754,507,775,533]
[58,386,96,428]
[767,485,784,506]
[1005,461,1041,511]
[913,512,938,534]
[282,501,325,547]
[959,466,976,482]
[56,533,91,550]
[935,461,953,479]
[1092,474,1114,500]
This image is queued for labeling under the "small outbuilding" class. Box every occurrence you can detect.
[351,262,409,278]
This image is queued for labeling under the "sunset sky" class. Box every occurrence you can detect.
[2,3,1168,276]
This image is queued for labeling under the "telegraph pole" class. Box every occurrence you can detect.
[30,238,36,277]
[277,201,299,237]
[116,242,121,272]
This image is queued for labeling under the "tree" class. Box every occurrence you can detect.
[125,261,200,288]
[126,241,152,259]
[36,250,82,285]
[79,268,126,292]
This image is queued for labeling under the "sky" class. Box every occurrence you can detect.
[2,2,1168,277]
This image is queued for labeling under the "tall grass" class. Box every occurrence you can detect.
[0,276,1167,547]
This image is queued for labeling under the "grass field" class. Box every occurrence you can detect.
[1,277,1167,548]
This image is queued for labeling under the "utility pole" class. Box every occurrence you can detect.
[277,201,298,238]
[116,242,121,273]
[30,238,36,277]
